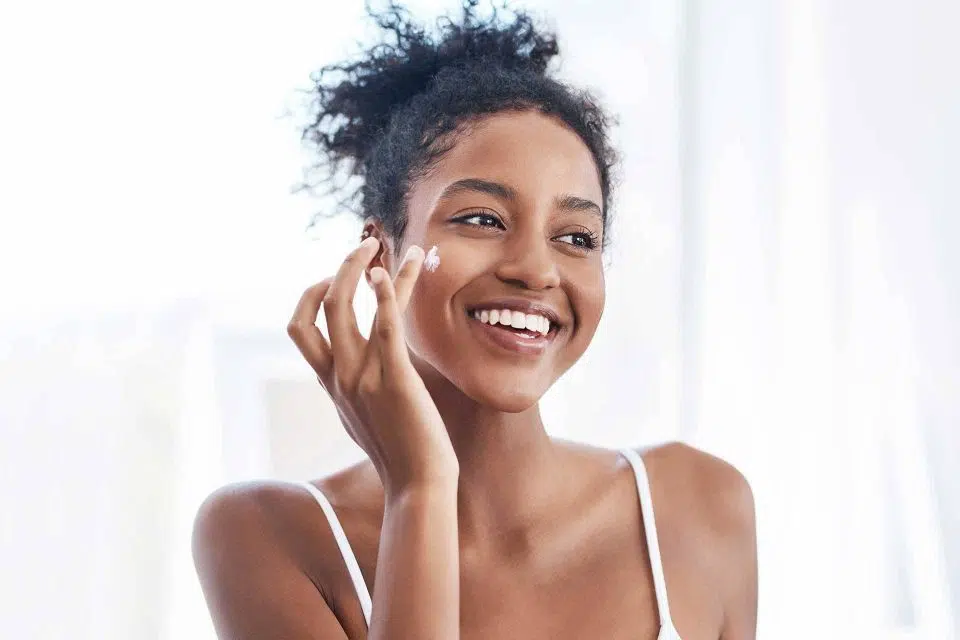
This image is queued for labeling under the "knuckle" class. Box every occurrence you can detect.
[400,258,419,276]
[373,287,389,304]
[376,321,394,340]
[286,320,304,340]
[302,282,328,305]
[375,285,394,304]
[335,375,357,398]
[356,374,378,398]
[322,292,340,309]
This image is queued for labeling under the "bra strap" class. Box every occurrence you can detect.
[299,482,373,626]
[620,449,676,630]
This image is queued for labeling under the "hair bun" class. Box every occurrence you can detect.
[303,0,559,171]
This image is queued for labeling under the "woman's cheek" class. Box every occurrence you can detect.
[402,248,457,351]
[582,272,606,341]
[403,241,491,352]
[563,263,604,346]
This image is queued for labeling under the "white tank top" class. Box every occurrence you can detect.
[299,448,682,639]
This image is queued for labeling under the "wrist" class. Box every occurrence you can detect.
[383,472,459,505]
[376,448,459,499]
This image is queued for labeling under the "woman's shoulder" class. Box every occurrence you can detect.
[194,462,372,526]
[638,442,757,622]
[641,441,753,506]
[556,438,754,543]
[190,465,385,635]
[197,457,381,517]
[638,441,755,537]
[192,461,383,582]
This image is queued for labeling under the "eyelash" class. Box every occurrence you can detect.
[453,210,504,229]
[451,210,601,251]
[560,225,601,250]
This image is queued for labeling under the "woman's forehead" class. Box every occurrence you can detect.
[415,111,603,209]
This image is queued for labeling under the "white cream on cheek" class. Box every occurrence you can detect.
[423,245,440,272]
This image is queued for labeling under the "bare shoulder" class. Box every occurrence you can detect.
[192,461,380,570]
[191,463,380,639]
[638,442,758,637]
[191,478,325,597]
[638,441,755,533]
[192,479,312,555]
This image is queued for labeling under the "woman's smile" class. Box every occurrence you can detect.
[462,297,564,356]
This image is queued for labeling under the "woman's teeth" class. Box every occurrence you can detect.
[471,309,551,335]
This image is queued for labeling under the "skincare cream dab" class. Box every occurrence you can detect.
[424,245,440,272]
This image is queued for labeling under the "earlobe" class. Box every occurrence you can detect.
[361,221,392,285]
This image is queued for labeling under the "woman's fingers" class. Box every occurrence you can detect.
[393,244,425,312]
[287,278,335,378]
[369,266,410,374]
[323,236,381,378]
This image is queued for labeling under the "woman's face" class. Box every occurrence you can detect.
[393,110,605,413]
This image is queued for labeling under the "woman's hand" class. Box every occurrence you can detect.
[287,237,458,494]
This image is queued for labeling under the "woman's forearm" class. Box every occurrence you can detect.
[368,481,460,640]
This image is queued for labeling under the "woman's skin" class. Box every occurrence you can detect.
[193,110,758,639]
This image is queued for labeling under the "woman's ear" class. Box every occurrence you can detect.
[361,220,394,286]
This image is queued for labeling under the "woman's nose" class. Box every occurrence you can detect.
[494,236,561,290]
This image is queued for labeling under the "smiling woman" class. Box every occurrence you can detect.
[191,1,757,639]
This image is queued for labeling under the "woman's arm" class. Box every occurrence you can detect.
[193,480,461,640]
[192,484,351,640]
[369,482,459,640]
[712,462,758,640]
[195,238,462,639]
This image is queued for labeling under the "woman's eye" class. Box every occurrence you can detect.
[455,212,505,228]
[555,231,599,250]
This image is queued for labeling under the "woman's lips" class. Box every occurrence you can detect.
[466,313,554,355]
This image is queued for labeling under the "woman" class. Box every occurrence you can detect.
[193,2,758,638]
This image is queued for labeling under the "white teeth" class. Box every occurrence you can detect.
[471,308,553,336]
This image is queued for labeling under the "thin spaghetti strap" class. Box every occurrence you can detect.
[298,481,373,627]
[619,449,679,636]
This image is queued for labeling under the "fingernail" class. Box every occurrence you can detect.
[370,267,385,283]
[404,245,424,262]
[361,236,379,250]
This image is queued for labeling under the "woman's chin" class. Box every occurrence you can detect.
[410,349,553,413]
[458,378,548,414]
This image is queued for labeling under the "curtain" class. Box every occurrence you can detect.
[685,0,958,636]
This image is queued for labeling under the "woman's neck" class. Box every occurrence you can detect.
[415,358,572,556]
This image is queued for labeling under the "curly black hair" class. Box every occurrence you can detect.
[299,0,619,250]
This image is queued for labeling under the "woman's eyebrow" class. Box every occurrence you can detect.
[438,178,601,217]
[438,178,518,203]
[556,194,602,218]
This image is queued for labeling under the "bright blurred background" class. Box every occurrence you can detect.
[1,0,957,638]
